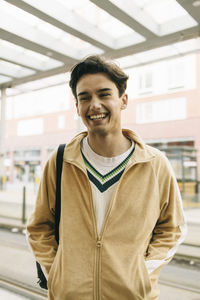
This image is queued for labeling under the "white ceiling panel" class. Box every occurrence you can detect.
[0,60,35,78]
[109,0,197,36]
[0,40,63,71]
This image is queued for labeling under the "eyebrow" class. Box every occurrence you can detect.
[97,88,112,93]
[77,88,112,97]
[77,91,89,97]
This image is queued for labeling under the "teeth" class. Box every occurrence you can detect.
[89,114,106,120]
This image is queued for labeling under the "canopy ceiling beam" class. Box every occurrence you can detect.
[104,26,200,59]
[0,65,70,89]
[0,29,77,64]
[176,0,200,24]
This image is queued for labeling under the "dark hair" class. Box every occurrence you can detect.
[69,55,129,100]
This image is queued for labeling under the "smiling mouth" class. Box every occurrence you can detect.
[88,113,108,120]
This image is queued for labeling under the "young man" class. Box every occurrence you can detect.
[27,55,187,300]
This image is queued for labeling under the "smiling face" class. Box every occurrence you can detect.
[76,73,128,137]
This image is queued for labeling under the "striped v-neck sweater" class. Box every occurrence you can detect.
[81,137,135,234]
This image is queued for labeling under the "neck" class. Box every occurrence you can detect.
[87,131,131,157]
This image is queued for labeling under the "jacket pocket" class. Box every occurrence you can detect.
[47,247,60,290]
[138,255,152,298]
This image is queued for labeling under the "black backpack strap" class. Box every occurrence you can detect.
[55,143,65,244]
[36,261,48,289]
[36,144,65,289]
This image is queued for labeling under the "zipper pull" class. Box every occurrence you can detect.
[96,239,102,248]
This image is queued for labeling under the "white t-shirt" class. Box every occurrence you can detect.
[81,137,135,235]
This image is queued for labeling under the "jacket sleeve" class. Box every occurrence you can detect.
[145,153,187,278]
[26,150,58,275]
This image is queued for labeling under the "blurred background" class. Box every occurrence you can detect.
[0,0,200,299]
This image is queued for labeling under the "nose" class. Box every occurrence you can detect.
[90,95,101,111]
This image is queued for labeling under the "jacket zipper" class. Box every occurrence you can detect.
[96,238,102,300]
[67,162,101,299]
[82,168,101,300]
[88,180,102,300]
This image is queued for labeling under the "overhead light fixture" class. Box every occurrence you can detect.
[193,1,200,7]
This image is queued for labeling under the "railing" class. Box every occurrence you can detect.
[178,181,200,207]
[0,182,39,224]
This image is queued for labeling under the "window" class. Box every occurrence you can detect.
[10,84,70,119]
[17,118,43,136]
[125,54,196,99]
[136,97,186,124]
[167,60,185,89]
[58,115,65,129]
[14,149,40,160]
[138,71,153,94]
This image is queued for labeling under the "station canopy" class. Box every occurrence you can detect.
[0,0,200,95]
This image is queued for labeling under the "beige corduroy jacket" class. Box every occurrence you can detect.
[27,129,187,300]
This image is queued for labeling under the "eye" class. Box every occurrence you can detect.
[100,93,110,98]
[79,96,90,101]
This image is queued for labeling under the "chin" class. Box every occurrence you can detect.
[89,127,108,136]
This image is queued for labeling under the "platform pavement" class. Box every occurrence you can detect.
[184,208,200,225]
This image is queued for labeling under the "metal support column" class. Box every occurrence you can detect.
[0,88,6,188]
[181,153,185,195]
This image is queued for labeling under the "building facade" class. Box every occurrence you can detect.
[3,53,200,188]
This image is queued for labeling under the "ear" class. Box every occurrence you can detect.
[75,101,80,116]
[120,94,128,110]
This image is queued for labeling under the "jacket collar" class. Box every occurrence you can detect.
[63,131,88,170]
[122,129,155,165]
[63,129,155,169]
